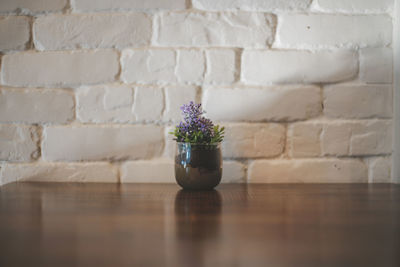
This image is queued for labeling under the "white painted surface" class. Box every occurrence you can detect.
[0,0,396,184]
[393,0,400,183]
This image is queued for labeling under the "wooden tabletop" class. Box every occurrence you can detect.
[0,183,399,267]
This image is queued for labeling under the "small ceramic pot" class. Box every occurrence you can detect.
[174,142,222,190]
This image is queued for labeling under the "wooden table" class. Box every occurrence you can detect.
[0,183,399,267]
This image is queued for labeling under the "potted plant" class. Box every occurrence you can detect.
[170,101,225,190]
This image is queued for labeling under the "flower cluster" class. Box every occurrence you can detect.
[171,101,224,144]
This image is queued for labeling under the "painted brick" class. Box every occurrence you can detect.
[0,0,395,185]
[242,50,358,84]
[76,85,134,123]
[121,49,176,84]
[176,50,205,84]
[344,121,392,156]
[313,0,394,13]
[0,0,67,14]
[203,86,321,122]
[360,48,393,84]
[288,123,321,157]
[73,0,186,12]
[77,85,164,123]
[1,50,119,87]
[0,124,39,162]
[164,86,198,122]
[133,86,164,122]
[324,85,392,119]
[156,12,275,47]
[276,14,392,48]
[121,159,174,183]
[205,49,236,85]
[249,159,368,183]
[223,123,285,158]
[366,157,391,183]
[0,166,3,186]
[0,88,74,123]
[34,14,151,50]
[42,125,164,161]
[193,0,312,11]
[121,49,236,85]
[1,162,118,185]
[0,16,30,51]
[163,125,176,159]
[289,120,392,157]
[322,123,349,156]
[222,161,246,183]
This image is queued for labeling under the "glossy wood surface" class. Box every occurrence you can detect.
[0,183,399,267]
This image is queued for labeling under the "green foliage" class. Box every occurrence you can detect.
[169,101,225,144]
[169,125,225,144]
[210,125,225,143]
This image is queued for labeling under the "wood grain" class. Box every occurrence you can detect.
[0,183,399,267]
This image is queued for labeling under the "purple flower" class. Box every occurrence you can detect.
[175,101,215,142]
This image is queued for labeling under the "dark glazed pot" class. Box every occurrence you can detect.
[175,142,222,190]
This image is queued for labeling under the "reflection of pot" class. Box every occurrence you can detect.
[174,189,222,241]
[175,142,222,190]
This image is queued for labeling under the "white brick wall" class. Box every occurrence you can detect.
[0,124,39,162]
[0,88,74,123]
[2,50,119,87]
[72,0,187,12]
[192,0,312,11]
[241,50,358,84]
[288,120,392,157]
[155,12,276,47]
[0,0,395,185]
[323,85,392,119]
[121,49,176,84]
[360,48,393,84]
[0,0,67,14]
[42,125,164,161]
[275,14,392,49]
[223,123,285,158]
[203,86,322,122]
[248,159,368,183]
[76,85,134,123]
[365,157,392,183]
[34,14,152,50]
[0,16,30,51]
[176,50,205,84]
[312,0,394,13]
[121,159,175,183]
[205,49,236,85]
[1,162,118,184]
[164,86,198,122]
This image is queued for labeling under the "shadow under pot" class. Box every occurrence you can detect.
[175,142,222,190]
